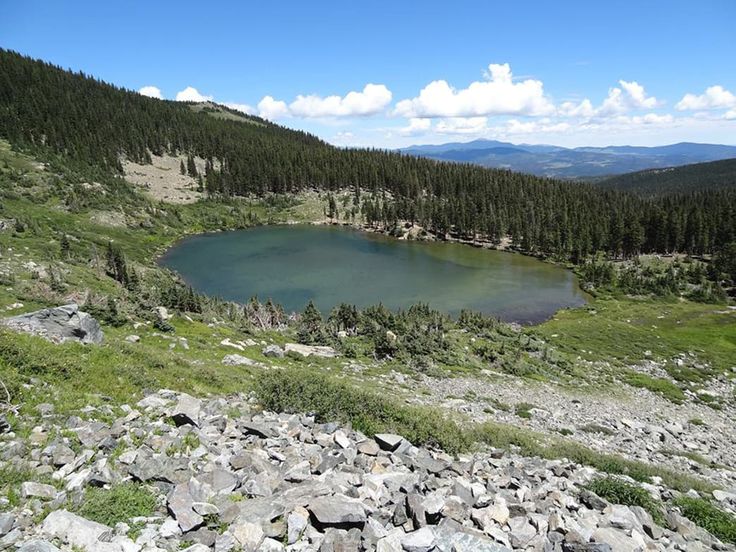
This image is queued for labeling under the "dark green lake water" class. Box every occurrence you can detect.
[159,225,587,323]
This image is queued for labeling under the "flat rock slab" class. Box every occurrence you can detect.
[308,494,367,528]
[375,433,405,452]
[41,510,129,552]
[284,343,339,358]
[170,393,202,427]
[3,304,103,344]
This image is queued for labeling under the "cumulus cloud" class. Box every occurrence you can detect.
[138,86,163,99]
[399,118,433,135]
[257,96,290,120]
[435,117,489,134]
[256,84,392,120]
[394,63,554,118]
[558,99,595,118]
[289,84,392,118]
[725,109,736,120]
[597,80,659,116]
[175,86,213,102]
[223,102,255,115]
[676,85,736,111]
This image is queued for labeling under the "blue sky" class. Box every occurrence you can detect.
[3,1,735,147]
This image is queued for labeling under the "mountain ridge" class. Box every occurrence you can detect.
[400,139,736,179]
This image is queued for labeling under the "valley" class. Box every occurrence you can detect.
[0,47,734,551]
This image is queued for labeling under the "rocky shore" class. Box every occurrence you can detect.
[1,390,734,551]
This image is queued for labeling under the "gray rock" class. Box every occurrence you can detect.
[0,513,14,537]
[434,519,511,552]
[375,433,405,452]
[222,354,261,367]
[507,516,536,548]
[231,520,264,550]
[168,483,204,532]
[284,343,339,358]
[20,482,57,500]
[170,393,202,427]
[17,541,62,552]
[3,304,103,344]
[401,526,435,552]
[308,494,367,528]
[263,345,284,358]
[41,510,125,551]
[287,506,309,544]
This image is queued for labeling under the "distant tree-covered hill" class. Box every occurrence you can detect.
[0,49,734,260]
[400,139,736,179]
[596,159,736,197]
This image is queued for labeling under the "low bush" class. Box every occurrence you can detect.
[586,477,664,525]
[77,483,158,526]
[674,496,736,544]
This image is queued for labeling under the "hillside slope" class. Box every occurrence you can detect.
[1,48,735,260]
[597,158,736,197]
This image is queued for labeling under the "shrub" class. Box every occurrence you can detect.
[586,477,664,525]
[623,372,685,404]
[77,483,158,526]
[254,369,470,454]
[674,496,736,544]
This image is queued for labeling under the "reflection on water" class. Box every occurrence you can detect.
[159,225,588,324]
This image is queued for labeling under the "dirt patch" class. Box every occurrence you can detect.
[123,153,204,204]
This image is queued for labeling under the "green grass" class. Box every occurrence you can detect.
[586,477,664,525]
[76,483,158,526]
[674,496,736,544]
[535,297,736,375]
[623,372,686,404]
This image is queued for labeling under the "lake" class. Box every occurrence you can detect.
[159,225,588,324]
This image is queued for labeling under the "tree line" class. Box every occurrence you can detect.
[1,49,734,261]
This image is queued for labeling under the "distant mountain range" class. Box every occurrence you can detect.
[596,158,736,197]
[400,140,736,179]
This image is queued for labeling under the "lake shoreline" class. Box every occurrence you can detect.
[158,222,589,325]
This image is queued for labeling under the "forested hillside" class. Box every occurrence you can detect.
[597,158,736,197]
[1,49,734,259]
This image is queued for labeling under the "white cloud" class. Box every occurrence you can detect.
[257,96,290,120]
[399,118,432,135]
[223,102,255,115]
[435,117,489,134]
[175,86,213,102]
[597,80,659,116]
[257,84,392,120]
[558,99,595,118]
[288,84,392,118]
[394,63,554,118]
[676,85,736,111]
[138,86,162,99]
[725,109,736,120]
[630,113,674,125]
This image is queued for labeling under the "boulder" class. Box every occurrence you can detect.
[308,494,367,528]
[170,393,202,427]
[41,510,130,552]
[3,304,103,344]
[375,433,405,452]
[222,354,262,367]
[284,343,339,358]
[263,345,285,358]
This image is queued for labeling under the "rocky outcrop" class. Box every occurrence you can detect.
[284,343,339,358]
[2,390,733,551]
[2,304,103,344]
